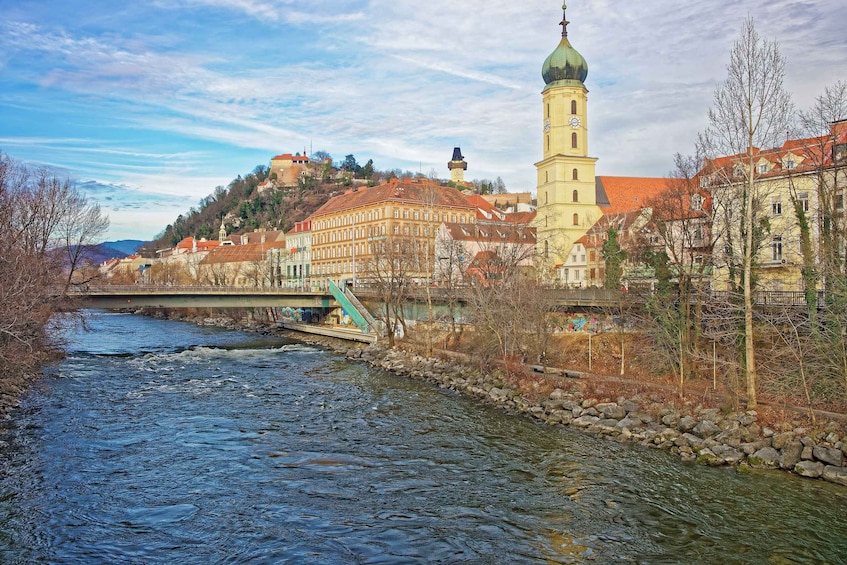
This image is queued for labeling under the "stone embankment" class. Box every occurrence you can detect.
[287,333,847,488]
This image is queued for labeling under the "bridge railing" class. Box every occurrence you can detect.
[69,284,329,295]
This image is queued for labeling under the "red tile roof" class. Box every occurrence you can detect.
[312,178,476,217]
[596,176,668,214]
[199,241,288,265]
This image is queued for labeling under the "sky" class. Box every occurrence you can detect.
[1,0,846,241]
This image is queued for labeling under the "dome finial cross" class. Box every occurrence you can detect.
[560,3,570,37]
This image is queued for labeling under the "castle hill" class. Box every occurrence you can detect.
[1,2,847,562]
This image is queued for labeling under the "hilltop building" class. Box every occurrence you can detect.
[448,147,468,184]
[269,152,310,186]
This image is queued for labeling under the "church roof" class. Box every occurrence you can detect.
[595,176,668,214]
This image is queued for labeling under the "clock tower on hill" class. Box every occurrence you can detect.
[534,3,601,274]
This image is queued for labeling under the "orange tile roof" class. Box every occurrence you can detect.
[596,176,668,214]
[174,237,223,252]
[312,178,476,217]
[199,241,288,265]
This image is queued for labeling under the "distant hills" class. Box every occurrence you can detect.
[103,239,146,256]
[81,239,146,265]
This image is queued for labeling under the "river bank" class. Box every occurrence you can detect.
[260,323,847,488]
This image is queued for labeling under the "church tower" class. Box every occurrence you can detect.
[534,4,601,272]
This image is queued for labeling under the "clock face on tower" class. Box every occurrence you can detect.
[544,118,550,132]
[569,115,581,129]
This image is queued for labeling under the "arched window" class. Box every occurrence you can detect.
[547,135,550,151]
[571,100,577,114]
[545,171,549,183]
[573,213,579,226]
[544,240,549,258]
[572,168,578,180]
[572,189,579,202]
[547,103,550,118]
[571,132,578,149]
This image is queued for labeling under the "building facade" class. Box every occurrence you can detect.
[309,177,477,286]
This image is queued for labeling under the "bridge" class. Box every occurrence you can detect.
[71,285,338,310]
[70,284,816,313]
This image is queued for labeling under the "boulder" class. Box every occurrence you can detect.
[748,447,780,469]
[682,433,704,450]
[794,461,825,478]
[677,416,698,433]
[696,448,724,466]
[621,400,640,413]
[813,446,844,467]
[693,420,721,438]
[771,432,795,450]
[572,415,599,428]
[711,444,744,465]
[823,466,847,486]
[601,404,628,420]
[616,416,645,431]
[778,439,803,470]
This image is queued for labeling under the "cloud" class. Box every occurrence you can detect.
[2,0,846,241]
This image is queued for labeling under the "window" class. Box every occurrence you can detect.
[413,211,419,220]
[772,200,782,216]
[403,210,409,219]
[571,132,578,149]
[393,209,399,218]
[589,250,596,261]
[836,194,844,210]
[545,171,549,183]
[572,189,579,202]
[573,213,579,226]
[571,100,577,115]
[772,235,783,262]
[544,240,549,258]
[786,159,796,170]
[759,163,768,174]
[547,136,550,151]
[393,225,398,234]
[572,168,578,180]
[690,194,703,211]
[547,103,550,118]
[799,192,810,213]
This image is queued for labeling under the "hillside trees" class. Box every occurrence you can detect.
[698,18,794,408]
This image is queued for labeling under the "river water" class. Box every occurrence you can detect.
[0,312,845,564]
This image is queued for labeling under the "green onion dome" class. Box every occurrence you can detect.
[542,4,588,85]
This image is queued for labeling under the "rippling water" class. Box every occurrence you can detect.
[1,312,846,564]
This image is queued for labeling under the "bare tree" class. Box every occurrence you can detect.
[0,152,109,382]
[640,153,720,390]
[363,235,413,347]
[698,17,794,408]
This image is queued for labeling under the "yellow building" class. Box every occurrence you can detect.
[310,177,477,286]
[705,120,847,293]
[534,4,601,276]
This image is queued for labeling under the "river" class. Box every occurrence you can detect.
[0,312,845,564]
